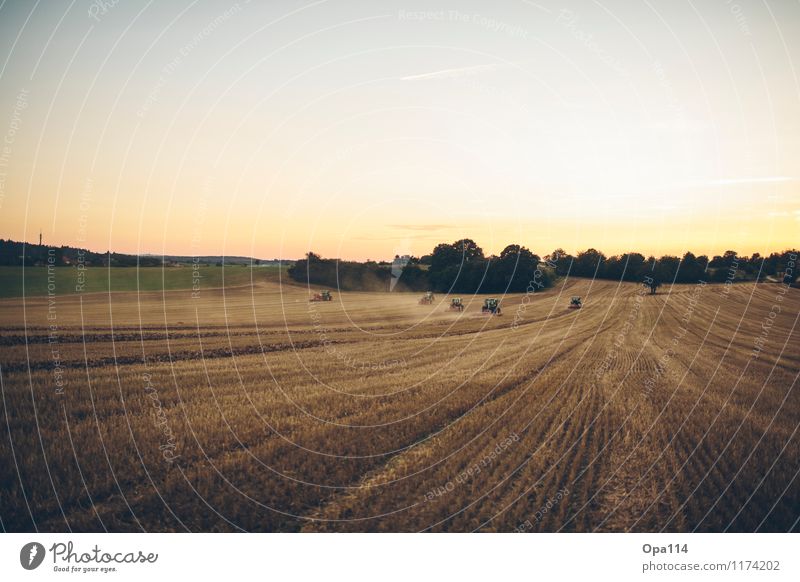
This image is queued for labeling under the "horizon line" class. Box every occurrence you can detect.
[4,236,798,265]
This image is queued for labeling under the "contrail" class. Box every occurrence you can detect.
[400,63,510,81]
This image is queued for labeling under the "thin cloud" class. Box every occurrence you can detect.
[666,176,797,191]
[353,233,446,241]
[705,176,795,185]
[387,224,454,232]
[400,63,511,81]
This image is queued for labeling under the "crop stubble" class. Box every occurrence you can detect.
[0,274,797,532]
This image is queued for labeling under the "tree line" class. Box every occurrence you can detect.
[288,252,402,292]
[289,241,799,294]
[546,248,798,292]
[289,241,554,294]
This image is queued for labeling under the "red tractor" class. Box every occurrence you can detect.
[419,292,435,305]
[568,296,582,309]
[481,298,502,315]
[449,297,464,312]
[310,290,333,302]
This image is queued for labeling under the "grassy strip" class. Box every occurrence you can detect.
[0,265,286,298]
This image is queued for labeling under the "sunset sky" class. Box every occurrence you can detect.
[0,0,797,261]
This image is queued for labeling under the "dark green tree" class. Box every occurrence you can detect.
[573,248,607,278]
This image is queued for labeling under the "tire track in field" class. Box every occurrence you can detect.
[298,282,624,531]
[27,323,589,532]
[298,333,594,531]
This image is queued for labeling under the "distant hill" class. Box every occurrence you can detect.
[0,239,292,267]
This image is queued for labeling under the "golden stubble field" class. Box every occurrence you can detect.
[0,272,798,532]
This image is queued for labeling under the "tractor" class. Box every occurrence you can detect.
[310,290,333,302]
[449,297,464,312]
[419,291,435,305]
[481,298,502,315]
[568,296,582,309]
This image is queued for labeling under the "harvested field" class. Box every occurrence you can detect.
[0,274,798,532]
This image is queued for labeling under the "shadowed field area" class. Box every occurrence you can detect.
[0,273,797,532]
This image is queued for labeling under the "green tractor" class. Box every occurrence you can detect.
[419,291,435,305]
[449,297,464,312]
[310,290,333,302]
[482,298,502,315]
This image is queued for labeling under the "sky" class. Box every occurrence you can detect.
[0,0,798,261]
